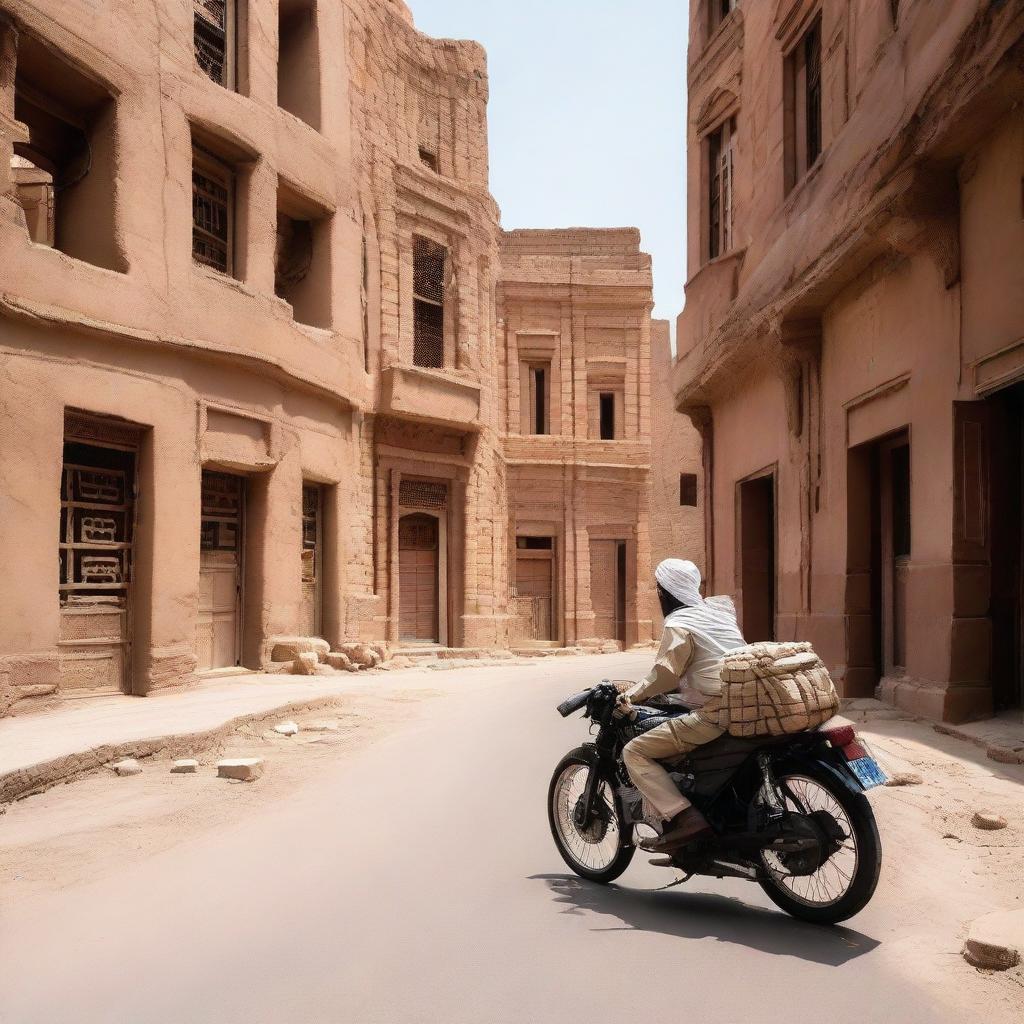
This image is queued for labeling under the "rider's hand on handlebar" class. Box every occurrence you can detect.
[613,694,636,720]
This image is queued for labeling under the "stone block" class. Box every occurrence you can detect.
[111,758,142,776]
[336,643,380,668]
[273,721,299,736]
[171,759,199,773]
[293,652,319,676]
[268,637,330,665]
[217,758,264,782]
[325,652,357,672]
[963,910,1024,970]
[971,810,1007,831]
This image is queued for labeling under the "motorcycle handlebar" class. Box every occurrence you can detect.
[556,689,592,718]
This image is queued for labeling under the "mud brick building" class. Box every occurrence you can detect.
[675,0,1024,722]
[0,0,669,715]
[498,228,657,649]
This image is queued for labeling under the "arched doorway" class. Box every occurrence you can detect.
[399,513,439,642]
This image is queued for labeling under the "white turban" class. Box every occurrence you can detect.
[655,558,704,607]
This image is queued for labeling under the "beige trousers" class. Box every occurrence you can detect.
[622,712,725,821]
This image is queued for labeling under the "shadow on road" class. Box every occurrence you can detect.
[532,873,880,966]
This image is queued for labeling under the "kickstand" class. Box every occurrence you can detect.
[647,860,693,890]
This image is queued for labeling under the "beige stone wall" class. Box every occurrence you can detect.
[498,229,655,648]
[648,319,704,628]
[675,0,1024,722]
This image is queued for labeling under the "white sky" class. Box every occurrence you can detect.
[410,0,689,324]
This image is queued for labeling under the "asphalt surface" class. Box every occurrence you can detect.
[0,654,1015,1023]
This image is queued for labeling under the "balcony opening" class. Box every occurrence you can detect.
[413,235,447,369]
[194,1,244,91]
[707,116,736,261]
[275,179,332,328]
[277,0,320,130]
[708,0,737,37]
[599,393,616,440]
[784,14,822,193]
[12,34,125,271]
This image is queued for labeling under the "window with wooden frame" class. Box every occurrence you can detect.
[708,0,738,37]
[412,235,447,369]
[680,473,699,507]
[192,145,234,275]
[784,14,823,193]
[194,1,236,89]
[707,115,736,261]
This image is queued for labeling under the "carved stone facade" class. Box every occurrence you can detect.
[498,229,657,649]
[675,0,1024,722]
[0,0,658,715]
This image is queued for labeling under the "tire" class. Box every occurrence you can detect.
[757,760,882,925]
[548,747,635,884]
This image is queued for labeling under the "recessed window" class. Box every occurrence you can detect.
[275,180,332,328]
[680,473,699,507]
[784,15,822,193]
[707,116,736,261]
[413,236,447,369]
[192,145,234,275]
[419,147,438,172]
[599,393,616,440]
[527,365,549,435]
[517,537,553,550]
[11,33,124,271]
[194,1,238,89]
[278,0,320,130]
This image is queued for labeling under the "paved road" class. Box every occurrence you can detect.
[0,655,1012,1023]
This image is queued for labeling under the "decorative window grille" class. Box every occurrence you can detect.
[194,0,230,87]
[192,148,233,274]
[680,473,699,507]
[200,472,243,551]
[708,116,736,261]
[399,479,448,511]
[60,451,135,606]
[413,236,447,369]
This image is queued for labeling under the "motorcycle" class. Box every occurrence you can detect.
[548,682,885,925]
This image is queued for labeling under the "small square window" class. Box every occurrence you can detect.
[419,148,438,172]
[680,473,699,507]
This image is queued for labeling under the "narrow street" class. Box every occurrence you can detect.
[0,655,1020,1024]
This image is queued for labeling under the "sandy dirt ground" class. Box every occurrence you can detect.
[0,654,1022,1023]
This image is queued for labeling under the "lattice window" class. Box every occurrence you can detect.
[413,235,447,369]
[200,472,243,551]
[399,479,448,511]
[192,148,233,274]
[194,0,230,87]
[708,116,736,261]
[302,484,320,583]
[60,443,136,607]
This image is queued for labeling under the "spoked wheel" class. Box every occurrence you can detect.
[758,763,882,925]
[548,749,634,884]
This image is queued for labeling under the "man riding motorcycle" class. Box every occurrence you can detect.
[618,558,746,853]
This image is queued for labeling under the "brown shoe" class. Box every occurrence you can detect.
[640,808,713,853]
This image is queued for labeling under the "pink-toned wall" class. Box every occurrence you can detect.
[674,0,1024,722]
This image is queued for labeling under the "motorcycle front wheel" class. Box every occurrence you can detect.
[758,761,882,925]
[548,747,634,884]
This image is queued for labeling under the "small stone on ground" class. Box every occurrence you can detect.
[110,758,142,777]
[171,759,199,773]
[885,772,924,787]
[217,758,264,782]
[963,909,1024,970]
[273,721,299,736]
[971,810,1008,831]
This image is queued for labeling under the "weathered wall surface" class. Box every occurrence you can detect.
[649,318,704,628]
[675,0,1024,722]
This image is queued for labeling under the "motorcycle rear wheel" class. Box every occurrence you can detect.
[548,748,635,884]
[757,761,882,925]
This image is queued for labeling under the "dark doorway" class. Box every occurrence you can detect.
[987,386,1024,711]
[738,474,775,641]
[590,538,627,643]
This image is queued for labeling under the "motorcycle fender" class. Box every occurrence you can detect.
[773,749,867,797]
[564,743,635,849]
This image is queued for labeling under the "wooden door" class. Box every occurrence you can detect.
[197,471,244,670]
[300,484,322,638]
[399,513,439,642]
[516,547,554,641]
